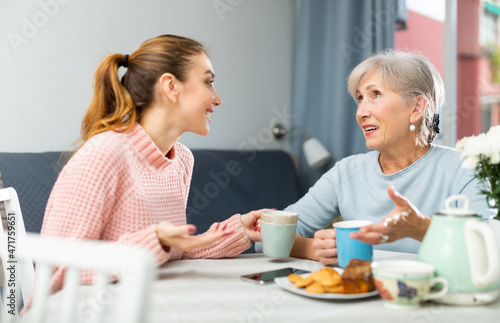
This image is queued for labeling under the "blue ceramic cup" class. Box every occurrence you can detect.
[333,220,373,268]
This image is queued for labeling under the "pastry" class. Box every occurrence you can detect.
[341,259,375,294]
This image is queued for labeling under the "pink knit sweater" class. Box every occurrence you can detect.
[41,123,251,290]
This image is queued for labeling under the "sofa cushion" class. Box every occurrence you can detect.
[0,152,63,233]
[187,150,303,234]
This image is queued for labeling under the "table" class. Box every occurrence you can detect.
[149,251,500,323]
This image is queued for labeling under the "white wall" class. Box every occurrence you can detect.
[0,0,295,152]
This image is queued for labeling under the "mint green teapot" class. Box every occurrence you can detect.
[418,195,500,305]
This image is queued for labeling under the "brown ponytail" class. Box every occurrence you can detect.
[77,34,207,151]
[80,53,136,145]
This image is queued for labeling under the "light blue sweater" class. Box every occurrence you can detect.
[285,144,491,254]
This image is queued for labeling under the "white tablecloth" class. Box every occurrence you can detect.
[150,251,500,323]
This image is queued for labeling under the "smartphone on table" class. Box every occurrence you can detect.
[240,267,310,284]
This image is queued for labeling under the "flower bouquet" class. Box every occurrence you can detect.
[456,125,500,219]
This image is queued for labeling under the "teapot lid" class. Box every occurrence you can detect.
[435,195,478,217]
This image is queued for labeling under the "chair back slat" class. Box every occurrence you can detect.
[31,263,53,323]
[0,187,35,322]
[61,267,80,322]
[93,272,110,323]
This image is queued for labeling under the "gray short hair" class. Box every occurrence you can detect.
[347,50,444,144]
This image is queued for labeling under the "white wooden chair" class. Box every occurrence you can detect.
[0,187,35,318]
[2,233,157,323]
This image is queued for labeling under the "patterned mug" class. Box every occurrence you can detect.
[371,260,448,309]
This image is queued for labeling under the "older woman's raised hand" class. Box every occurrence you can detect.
[350,185,431,245]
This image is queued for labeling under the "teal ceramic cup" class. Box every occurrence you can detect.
[333,220,373,268]
[261,210,298,258]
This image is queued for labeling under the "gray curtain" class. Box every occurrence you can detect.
[291,0,397,190]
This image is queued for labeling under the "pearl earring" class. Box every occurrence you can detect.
[410,124,416,131]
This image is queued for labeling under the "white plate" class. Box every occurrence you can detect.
[274,268,379,300]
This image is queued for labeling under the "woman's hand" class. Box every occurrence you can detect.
[351,185,431,244]
[311,229,338,265]
[240,208,271,242]
[155,221,233,252]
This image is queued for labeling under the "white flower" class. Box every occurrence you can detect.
[459,125,500,219]
[458,125,500,165]
[491,152,500,164]
[487,125,500,137]
[462,156,480,169]
[485,126,500,162]
[455,137,468,151]
[461,133,491,159]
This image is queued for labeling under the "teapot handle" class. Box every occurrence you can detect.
[444,195,469,210]
[465,220,500,288]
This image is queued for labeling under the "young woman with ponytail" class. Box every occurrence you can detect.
[37,34,265,292]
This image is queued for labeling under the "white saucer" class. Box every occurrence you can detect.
[274,269,379,300]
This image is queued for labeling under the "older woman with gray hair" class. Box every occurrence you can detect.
[287,50,489,264]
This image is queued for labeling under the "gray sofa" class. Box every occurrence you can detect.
[0,149,304,253]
